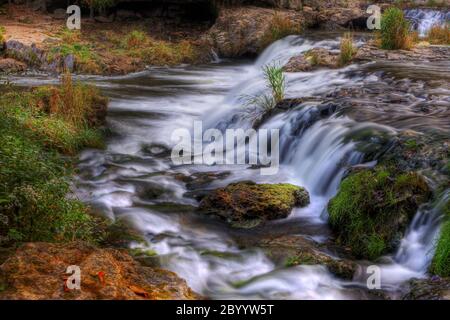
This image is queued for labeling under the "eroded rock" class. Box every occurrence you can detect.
[0,58,27,73]
[0,242,198,300]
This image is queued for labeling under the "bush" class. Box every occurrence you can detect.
[328,167,431,260]
[339,33,357,66]
[427,24,450,45]
[380,7,410,50]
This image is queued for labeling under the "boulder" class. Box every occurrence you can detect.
[403,277,450,300]
[283,47,338,72]
[328,167,432,260]
[0,58,27,73]
[0,242,198,300]
[52,9,67,20]
[198,181,310,228]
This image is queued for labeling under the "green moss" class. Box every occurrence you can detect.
[328,167,431,260]
[129,248,157,257]
[285,254,316,267]
[430,198,450,277]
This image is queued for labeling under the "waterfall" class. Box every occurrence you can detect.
[404,8,450,37]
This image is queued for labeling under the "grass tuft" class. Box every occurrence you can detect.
[339,33,357,66]
[261,12,301,49]
[380,7,411,50]
[427,24,450,45]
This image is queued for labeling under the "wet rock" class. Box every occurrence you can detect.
[0,242,198,300]
[283,47,339,72]
[198,181,310,228]
[0,58,27,73]
[403,277,450,300]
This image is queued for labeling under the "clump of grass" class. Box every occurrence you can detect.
[430,197,450,277]
[139,39,198,66]
[242,63,286,113]
[328,167,431,260]
[0,79,109,245]
[380,7,411,50]
[122,30,148,49]
[261,12,301,49]
[338,33,357,66]
[427,23,450,45]
[0,25,5,43]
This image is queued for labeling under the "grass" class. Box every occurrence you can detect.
[0,75,108,245]
[427,24,450,45]
[328,167,431,260]
[430,198,450,277]
[339,33,357,66]
[0,25,5,43]
[260,12,302,49]
[242,63,286,113]
[379,7,411,50]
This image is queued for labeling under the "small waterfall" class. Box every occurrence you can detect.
[404,9,450,37]
[377,190,449,288]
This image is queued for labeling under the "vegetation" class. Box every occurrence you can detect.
[0,25,5,44]
[328,167,431,260]
[0,74,108,245]
[261,12,301,49]
[380,7,411,50]
[243,63,286,113]
[430,198,450,277]
[338,33,357,66]
[427,24,450,45]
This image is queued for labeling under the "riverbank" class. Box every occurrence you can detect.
[0,75,198,299]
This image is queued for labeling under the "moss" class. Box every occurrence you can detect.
[328,167,431,260]
[129,248,157,257]
[430,198,450,277]
[285,254,316,267]
[199,181,310,228]
[200,250,239,259]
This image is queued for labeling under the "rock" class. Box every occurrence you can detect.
[117,10,139,21]
[283,47,338,72]
[403,278,450,300]
[0,58,27,73]
[207,6,312,57]
[198,181,310,228]
[0,242,198,300]
[52,9,67,20]
[328,167,432,260]
[63,54,74,72]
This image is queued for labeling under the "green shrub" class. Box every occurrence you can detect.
[380,7,410,50]
[328,167,431,260]
[263,64,286,104]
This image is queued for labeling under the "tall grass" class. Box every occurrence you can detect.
[427,23,450,45]
[380,7,411,50]
[0,26,5,44]
[339,33,357,66]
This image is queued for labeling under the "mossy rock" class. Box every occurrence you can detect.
[430,197,450,277]
[328,167,432,260]
[198,181,310,228]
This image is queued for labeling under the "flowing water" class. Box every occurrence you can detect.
[4,11,449,299]
[405,8,450,36]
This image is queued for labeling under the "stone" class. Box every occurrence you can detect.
[52,9,67,20]
[0,58,27,73]
[198,181,310,228]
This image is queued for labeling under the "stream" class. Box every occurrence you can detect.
[5,10,449,300]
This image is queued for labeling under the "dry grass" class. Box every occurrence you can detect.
[338,33,357,66]
[260,12,302,49]
[427,24,450,45]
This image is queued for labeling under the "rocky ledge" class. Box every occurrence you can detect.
[198,181,310,228]
[0,242,198,300]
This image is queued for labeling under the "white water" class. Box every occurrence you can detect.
[405,8,450,37]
